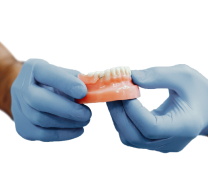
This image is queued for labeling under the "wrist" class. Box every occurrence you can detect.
[0,58,23,119]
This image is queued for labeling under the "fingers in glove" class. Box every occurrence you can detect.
[21,100,90,128]
[122,99,172,139]
[13,101,84,142]
[23,84,91,122]
[106,101,174,152]
[31,126,84,142]
[16,121,84,142]
[107,101,152,148]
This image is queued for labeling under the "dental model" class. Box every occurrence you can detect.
[76,66,140,104]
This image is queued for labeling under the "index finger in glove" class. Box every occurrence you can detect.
[122,99,173,139]
[106,99,171,150]
[107,101,152,148]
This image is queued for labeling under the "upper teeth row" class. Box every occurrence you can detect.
[86,66,131,79]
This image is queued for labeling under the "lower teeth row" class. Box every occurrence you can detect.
[86,66,131,79]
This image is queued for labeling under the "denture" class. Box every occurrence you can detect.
[76,66,140,104]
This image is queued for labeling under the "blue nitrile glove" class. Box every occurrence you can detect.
[11,59,92,141]
[107,65,208,153]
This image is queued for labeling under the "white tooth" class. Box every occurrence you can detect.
[116,67,121,76]
[111,68,116,77]
[120,67,125,75]
[94,71,100,79]
[124,67,128,75]
[99,71,104,78]
[87,72,94,77]
[104,69,111,80]
[129,68,131,75]
[125,66,131,75]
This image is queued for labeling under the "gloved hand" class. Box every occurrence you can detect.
[11,59,92,141]
[107,65,208,153]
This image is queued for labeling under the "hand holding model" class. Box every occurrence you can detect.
[11,59,92,141]
[107,65,208,152]
[1,42,208,152]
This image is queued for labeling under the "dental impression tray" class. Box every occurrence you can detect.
[76,66,140,104]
